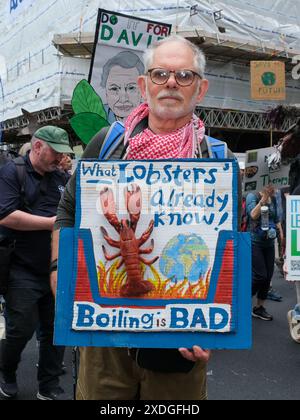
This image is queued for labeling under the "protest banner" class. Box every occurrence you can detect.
[286,196,300,281]
[54,159,252,350]
[244,146,290,194]
[88,9,171,124]
[251,61,286,101]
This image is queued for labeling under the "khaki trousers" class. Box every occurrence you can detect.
[76,347,207,401]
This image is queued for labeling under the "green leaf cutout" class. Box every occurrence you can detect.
[70,112,110,145]
[72,80,107,120]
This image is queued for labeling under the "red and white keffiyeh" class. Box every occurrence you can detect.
[124,103,205,160]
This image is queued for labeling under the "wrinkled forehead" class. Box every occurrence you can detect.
[151,42,196,69]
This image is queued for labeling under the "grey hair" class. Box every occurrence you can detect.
[143,35,206,77]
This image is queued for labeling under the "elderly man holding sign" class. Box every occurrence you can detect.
[51,35,239,400]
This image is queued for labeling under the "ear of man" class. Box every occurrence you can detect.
[137,75,147,101]
[196,79,209,103]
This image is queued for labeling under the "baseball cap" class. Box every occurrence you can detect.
[34,126,73,154]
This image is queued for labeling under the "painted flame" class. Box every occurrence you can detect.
[97,261,210,300]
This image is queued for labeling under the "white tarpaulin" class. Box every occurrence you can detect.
[0,0,300,123]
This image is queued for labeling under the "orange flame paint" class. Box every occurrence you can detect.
[97,261,210,300]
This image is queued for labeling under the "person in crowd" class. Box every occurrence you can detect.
[282,120,300,343]
[246,184,284,321]
[283,182,300,344]
[18,142,31,157]
[58,154,73,177]
[266,188,285,302]
[271,186,290,284]
[101,51,144,123]
[0,126,73,400]
[51,35,239,400]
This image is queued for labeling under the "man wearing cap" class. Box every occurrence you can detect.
[0,126,73,400]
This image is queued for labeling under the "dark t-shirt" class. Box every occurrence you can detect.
[0,154,68,289]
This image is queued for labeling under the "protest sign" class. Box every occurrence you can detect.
[244,147,290,194]
[89,9,171,124]
[286,196,300,281]
[54,159,251,350]
[251,61,286,101]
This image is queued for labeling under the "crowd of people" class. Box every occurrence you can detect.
[0,35,299,401]
[0,127,74,400]
[241,121,300,338]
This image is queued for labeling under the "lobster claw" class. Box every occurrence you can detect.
[100,187,121,233]
[125,184,141,232]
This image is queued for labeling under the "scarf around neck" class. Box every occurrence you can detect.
[124,103,205,160]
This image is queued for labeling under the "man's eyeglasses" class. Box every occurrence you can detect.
[147,68,202,87]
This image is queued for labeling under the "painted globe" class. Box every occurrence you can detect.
[159,234,210,283]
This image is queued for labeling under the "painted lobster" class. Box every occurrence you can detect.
[100,184,158,297]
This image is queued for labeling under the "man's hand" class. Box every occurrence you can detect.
[50,271,58,298]
[179,346,211,363]
[260,191,269,205]
[47,216,57,231]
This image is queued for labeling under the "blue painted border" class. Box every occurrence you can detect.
[72,229,236,309]
[76,159,239,232]
[54,229,252,349]
[55,159,251,349]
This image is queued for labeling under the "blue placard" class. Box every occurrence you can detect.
[54,159,252,349]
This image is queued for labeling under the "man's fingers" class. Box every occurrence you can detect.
[179,348,197,362]
[179,346,211,363]
[193,346,211,363]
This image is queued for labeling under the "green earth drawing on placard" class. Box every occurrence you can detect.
[261,72,276,86]
[110,15,118,25]
[159,234,210,284]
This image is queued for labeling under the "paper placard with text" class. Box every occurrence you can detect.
[251,61,286,101]
[286,196,300,281]
[244,146,290,194]
[54,159,252,349]
[89,9,171,124]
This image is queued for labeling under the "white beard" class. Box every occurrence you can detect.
[145,82,199,120]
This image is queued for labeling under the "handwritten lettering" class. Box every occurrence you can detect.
[74,303,231,332]
[118,163,217,187]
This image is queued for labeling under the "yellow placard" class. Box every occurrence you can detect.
[251,61,286,101]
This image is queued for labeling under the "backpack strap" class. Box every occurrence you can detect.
[98,124,229,161]
[206,136,228,159]
[99,121,125,160]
